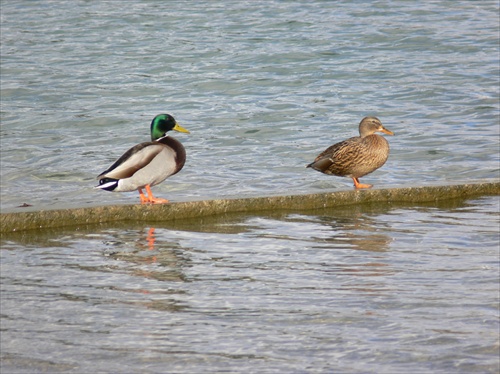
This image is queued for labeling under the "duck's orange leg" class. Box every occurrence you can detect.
[139,184,169,204]
[352,177,373,189]
[138,188,150,204]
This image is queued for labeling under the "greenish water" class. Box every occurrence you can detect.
[1,1,499,373]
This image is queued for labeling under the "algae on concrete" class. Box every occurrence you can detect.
[1,181,499,233]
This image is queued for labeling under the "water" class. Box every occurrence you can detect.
[1,196,499,373]
[1,1,499,373]
[1,1,499,210]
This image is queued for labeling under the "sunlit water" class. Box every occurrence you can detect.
[1,196,499,373]
[1,1,499,373]
[1,1,499,210]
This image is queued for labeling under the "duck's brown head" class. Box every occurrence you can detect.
[359,117,394,137]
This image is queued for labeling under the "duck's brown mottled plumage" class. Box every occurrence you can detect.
[307,117,394,189]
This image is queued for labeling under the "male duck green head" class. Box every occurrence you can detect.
[150,113,190,141]
[96,114,190,204]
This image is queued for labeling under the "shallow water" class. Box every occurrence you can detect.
[1,1,500,373]
[1,196,499,373]
[1,1,499,210]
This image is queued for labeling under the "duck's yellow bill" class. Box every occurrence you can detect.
[173,123,190,134]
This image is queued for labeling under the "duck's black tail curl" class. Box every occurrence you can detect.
[96,178,119,191]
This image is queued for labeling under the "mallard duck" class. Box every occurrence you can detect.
[96,114,189,204]
[307,117,394,189]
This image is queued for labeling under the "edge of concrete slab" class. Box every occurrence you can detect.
[1,181,499,233]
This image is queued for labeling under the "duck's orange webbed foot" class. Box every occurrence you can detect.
[352,177,373,189]
[149,197,169,204]
[138,185,169,204]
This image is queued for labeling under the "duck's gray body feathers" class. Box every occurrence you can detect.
[97,136,186,192]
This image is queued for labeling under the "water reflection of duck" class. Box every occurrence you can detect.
[96,114,190,204]
[307,117,394,189]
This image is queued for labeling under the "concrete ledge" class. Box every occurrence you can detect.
[1,181,499,233]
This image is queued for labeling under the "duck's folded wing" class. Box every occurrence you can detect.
[307,157,334,172]
[307,138,362,172]
[97,142,165,180]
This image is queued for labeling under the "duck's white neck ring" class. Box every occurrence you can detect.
[155,134,169,142]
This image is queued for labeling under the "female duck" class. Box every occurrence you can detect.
[307,117,394,189]
[96,114,189,204]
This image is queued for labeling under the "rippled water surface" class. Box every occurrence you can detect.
[1,0,499,210]
[1,1,500,373]
[2,196,499,373]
